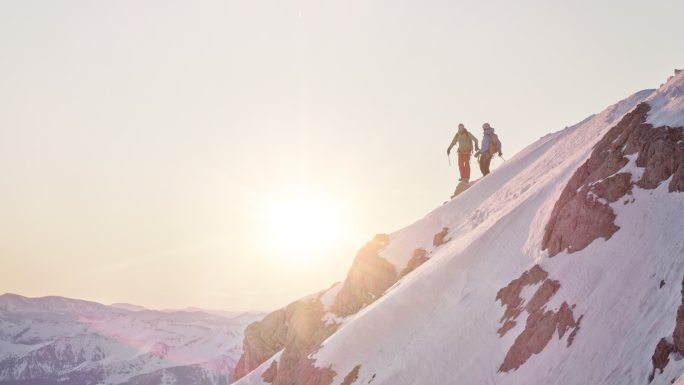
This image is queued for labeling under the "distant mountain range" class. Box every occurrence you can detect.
[0,293,262,385]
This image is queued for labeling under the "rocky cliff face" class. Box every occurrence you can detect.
[231,234,399,385]
[232,309,289,380]
[239,298,335,385]
[543,102,684,257]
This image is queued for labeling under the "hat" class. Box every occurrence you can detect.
[482,122,491,129]
[458,123,465,129]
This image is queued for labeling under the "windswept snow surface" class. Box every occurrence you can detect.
[235,75,684,385]
[646,69,684,128]
[314,88,679,385]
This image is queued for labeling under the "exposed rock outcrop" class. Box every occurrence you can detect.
[331,234,396,317]
[673,279,684,354]
[432,227,451,246]
[340,365,361,385]
[496,266,581,372]
[496,265,548,335]
[233,309,288,380]
[649,338,674,382]
[451,180,474,198]
[650,275,684,383]
[261,360,278,383]
[232,297,337,385]
[232,234,398,384]
[648,276,684,382]
[543,102,684,257]
[266,298,337,385]
[399,248,429,278]
[500,302,581,372]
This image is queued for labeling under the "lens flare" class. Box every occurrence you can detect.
[258,188,351,264]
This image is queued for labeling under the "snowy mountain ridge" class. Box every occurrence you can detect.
[0,293,262,385]
[232,69,684,385]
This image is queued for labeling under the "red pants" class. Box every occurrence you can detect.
[458,152,471,180]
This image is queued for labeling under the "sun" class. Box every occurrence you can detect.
[258,188,351,264]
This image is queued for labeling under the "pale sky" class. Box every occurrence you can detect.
[1,0,683,312]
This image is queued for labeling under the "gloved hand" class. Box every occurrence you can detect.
[498,151,503,157]
[447,148,451,156]
[474,150,480,158]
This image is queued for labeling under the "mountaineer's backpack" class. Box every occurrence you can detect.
[487,133,501,155]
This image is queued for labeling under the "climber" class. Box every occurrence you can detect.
[446,123,480,182]
[474,122,502,176]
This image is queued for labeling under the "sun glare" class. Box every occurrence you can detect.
[259,188,351,264]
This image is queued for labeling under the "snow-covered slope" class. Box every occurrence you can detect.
[233,69,684,385]
[0,293,262,385]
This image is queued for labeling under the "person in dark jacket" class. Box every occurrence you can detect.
[447,123,479,181]
[474,122,502,176]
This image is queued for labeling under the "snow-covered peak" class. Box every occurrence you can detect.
[0,293,119,316]
[110,302,149,312]
[646,68,684,127]
[375,86,655,275]
[160,307,243,319]
[232,68,684,385]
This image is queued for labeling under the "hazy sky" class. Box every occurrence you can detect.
[1,0,683,312]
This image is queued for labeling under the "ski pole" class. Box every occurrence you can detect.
[499,154,506,161]
[448,154,451,166]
